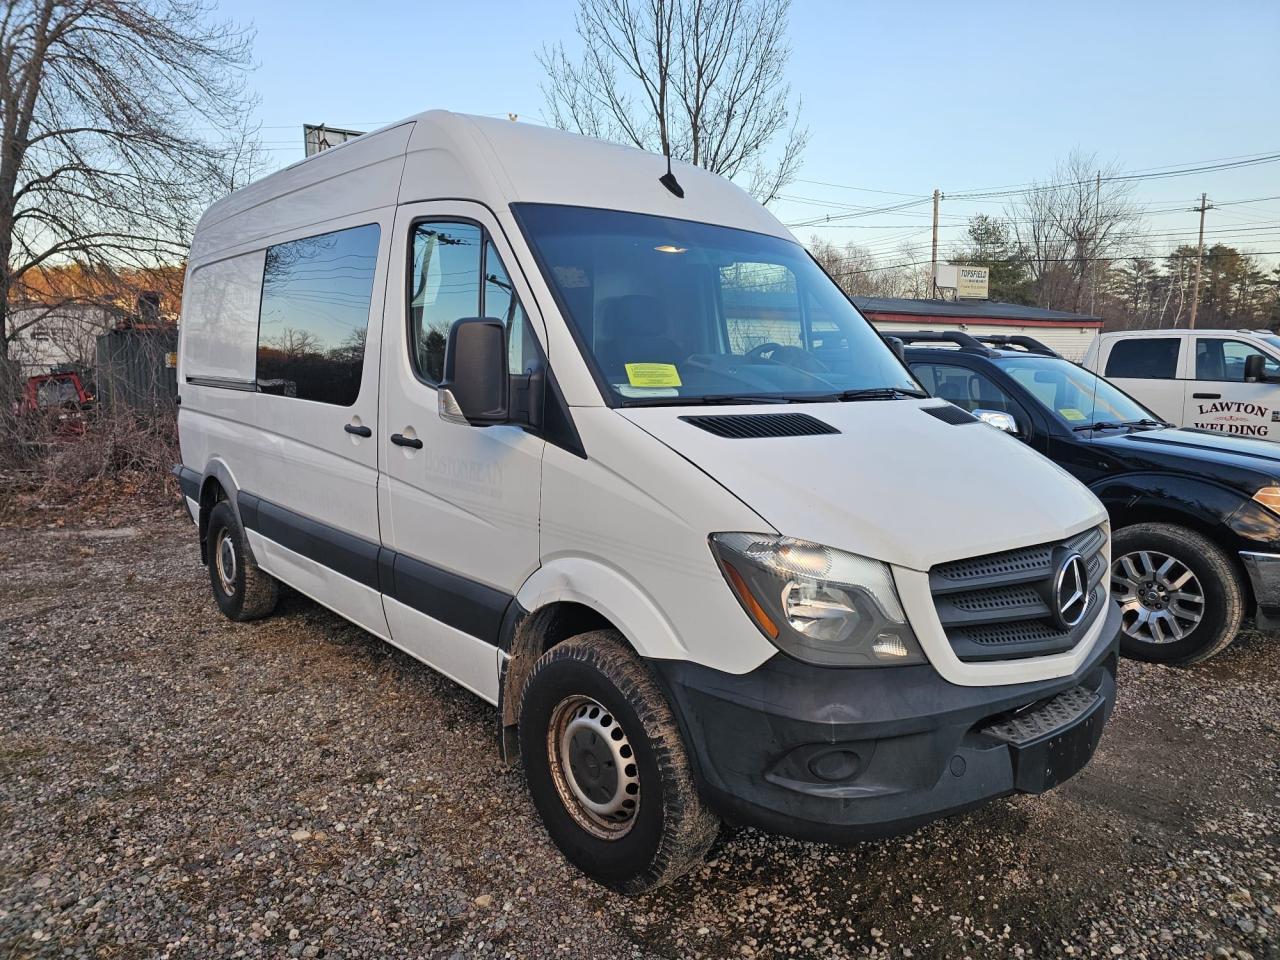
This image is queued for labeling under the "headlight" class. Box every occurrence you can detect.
[1254,486,1280,513]
[709,533,925,667]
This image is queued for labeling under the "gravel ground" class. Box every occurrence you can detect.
[0,514,1277,960]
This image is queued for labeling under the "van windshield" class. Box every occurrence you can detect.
[513,204,921,405]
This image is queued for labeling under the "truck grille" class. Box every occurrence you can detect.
[930,526,1108,662]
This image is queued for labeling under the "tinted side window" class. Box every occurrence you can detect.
[1105,338,1179,379]
[410,222,483,384]
[256,223,380,405]
[1194,338,1280,382]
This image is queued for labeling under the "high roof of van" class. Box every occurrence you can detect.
[190,110,790,263]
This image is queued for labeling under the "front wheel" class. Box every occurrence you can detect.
[1110,522,1243,665]
[518,630,719,893]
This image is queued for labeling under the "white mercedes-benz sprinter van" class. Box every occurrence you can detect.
[175,110,1121,892]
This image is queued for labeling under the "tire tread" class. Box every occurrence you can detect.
[519,630,719,892]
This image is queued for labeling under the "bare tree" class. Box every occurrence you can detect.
[808,237,882,297]
[0,0,258,360]
[1008,150,1136,312]
[539,0,808,203]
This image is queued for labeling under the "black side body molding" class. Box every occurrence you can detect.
[172,464,201,501]
[235,490,513,647]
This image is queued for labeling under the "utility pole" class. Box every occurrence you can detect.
[1189,193,1213,329]
[930,188,942,298]
[1088,170,1101,316]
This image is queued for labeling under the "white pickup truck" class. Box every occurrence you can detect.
[1082,328,1280,440]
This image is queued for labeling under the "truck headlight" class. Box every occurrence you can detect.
[709,533,925,667]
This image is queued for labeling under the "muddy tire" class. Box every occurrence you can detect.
[518,629,719,893]
[1111,522,1242,665]
[206,500,278,622]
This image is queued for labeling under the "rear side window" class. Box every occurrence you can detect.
[1104,338,1179,380]
[256,223,380,405]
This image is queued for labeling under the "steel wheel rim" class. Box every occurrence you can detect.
[214,530,238,596]
[546,695,640,840]
[1111,549,1205,644]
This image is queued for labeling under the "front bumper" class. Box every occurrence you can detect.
[1240,551,1280,631]
[649,599,1121,844]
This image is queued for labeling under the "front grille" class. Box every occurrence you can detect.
[930,526,1108,662]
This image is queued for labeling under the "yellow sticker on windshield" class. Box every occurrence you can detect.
[625,363,682,388]
[1059,407,1087,421]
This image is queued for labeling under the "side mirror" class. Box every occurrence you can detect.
[1244,353,1267,383]
[974,408,1020,435]
[882,335,906,363]
[439,317,507,426]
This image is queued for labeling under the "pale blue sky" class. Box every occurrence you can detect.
[217,0,1280,265]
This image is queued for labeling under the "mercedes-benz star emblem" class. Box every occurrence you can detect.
[1053,552,1089,630]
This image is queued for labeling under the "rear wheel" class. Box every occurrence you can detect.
[1111,522,1242,665]
[518,630,718,893]
[206,500,278,622]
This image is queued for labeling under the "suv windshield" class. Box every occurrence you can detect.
[514,204,920,405]
[1000,356,1159,428]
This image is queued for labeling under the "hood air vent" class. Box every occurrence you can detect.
[679,412,839,439]
[922,404,979,425]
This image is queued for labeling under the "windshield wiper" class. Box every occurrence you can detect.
[1073,420,1124,432]
[833,387,928,401]
[1073,417,1169,433]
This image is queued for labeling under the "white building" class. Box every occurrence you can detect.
[853,297,1103,361]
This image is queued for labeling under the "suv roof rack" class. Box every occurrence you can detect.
[973,334,1060,357]
[889,330,993,354]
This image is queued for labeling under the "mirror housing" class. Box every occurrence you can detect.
[1244,353,1267,383]
[439,317,508,426]
[974,408,1020,435]
[882,335,906,363]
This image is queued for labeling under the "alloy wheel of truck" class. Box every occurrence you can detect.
[1110,522,1242,665]
[206,501,279,622]
[517,630,719,893]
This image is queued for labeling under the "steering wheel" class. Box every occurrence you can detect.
[745,341,830,374]
[745,342,787,362]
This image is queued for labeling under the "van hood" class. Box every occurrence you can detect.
[621,400,1106,572]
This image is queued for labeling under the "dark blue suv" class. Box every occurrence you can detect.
[898,331,1280,665]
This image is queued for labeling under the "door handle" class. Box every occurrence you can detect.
[390,432,423,449]
[1192,392,1221,400]
[344,423,372,437]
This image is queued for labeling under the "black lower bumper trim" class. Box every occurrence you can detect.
[648,600,1121,844]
